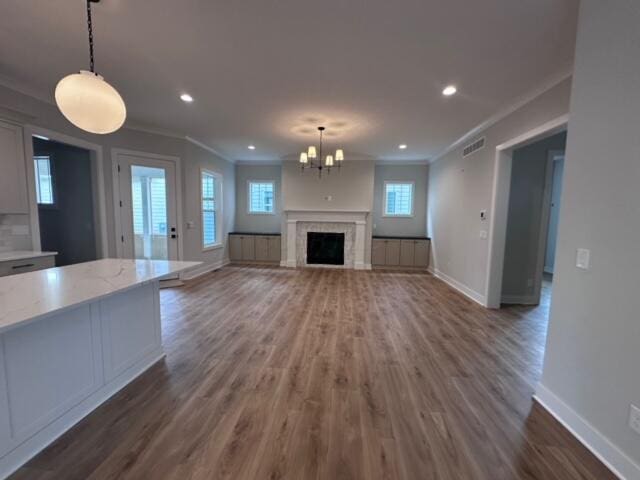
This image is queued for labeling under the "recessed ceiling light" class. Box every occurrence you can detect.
[398,144,407,150]
[180,93,193,103]
[248,145,256,150]
[442,85,457,96]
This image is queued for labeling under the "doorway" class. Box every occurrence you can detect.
[544,153,564,275]
[499,133,566,306]
[113,150,183,260]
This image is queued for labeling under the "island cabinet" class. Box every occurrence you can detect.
[0,259,198,478]
[372,236,430,268]
[229,233,281,264]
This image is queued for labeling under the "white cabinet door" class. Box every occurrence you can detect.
[0,120,28,214]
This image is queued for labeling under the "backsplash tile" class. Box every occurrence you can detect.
[0,215,32,252]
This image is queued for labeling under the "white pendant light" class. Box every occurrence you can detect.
[55,0,126,134]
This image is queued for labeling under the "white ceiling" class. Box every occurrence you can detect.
[0,0,579,162]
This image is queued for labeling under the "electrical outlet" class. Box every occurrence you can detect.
[479,230,487,239]
[629,404,640,435]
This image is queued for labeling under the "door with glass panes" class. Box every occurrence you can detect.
[116,153,178,260]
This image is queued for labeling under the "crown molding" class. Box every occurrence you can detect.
[375,159,430,166]
[123,121,185,139]
[236,160,282,166]
[185,136,235,164]
[430,67,573,164]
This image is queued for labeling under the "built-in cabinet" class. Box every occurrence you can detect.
[229,233,281,263]
[0,255,55,277]
[0,120,29,214]
[372,237,430,268]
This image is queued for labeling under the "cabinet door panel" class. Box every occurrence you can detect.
[268,237,281,263]
[0,121,28,214]
[255,237,270,261]
[229,236,242,260]
[241,236,255,261]
[414,241,429,267]
[372,240,386,265]
[385,240,401,266]
[400,240,415,266]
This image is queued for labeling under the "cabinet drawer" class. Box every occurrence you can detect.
[0,256,55,277]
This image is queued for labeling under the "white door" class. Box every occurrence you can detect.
[116,154,179,260]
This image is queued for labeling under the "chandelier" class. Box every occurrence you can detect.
[55,0,126,134]
[299,126,344,176]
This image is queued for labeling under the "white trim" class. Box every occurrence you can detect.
[431,68,572,163]
[534,384,639,480]
[186,136,235,164]
[247,179,276,215]
[485,115,569,308]
[180,259,230,280]
[375,159,430,166]
[236,160,282,166]
[22,125,109,259]
[111,148,184,261]
[431,268,487,306]
[383,180,415,217]
[200,167,223,252]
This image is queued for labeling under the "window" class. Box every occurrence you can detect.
[34,156,55,205]
[201,170,221,248]
[384,182,414,216]
[248,181,274,214]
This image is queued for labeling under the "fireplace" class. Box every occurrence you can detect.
[307,232,345,265]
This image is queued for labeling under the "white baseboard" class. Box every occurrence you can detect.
[431,269,487,306]
[181,259,229,280]
[280,260,296,268]
[534,384,640,480]
[0,349,165,480]
[501,294,538,305]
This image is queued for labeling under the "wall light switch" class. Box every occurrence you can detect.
[479,230,488,239]
[480,210,487,221]
[576,248,591,270]
[324,195,332,201]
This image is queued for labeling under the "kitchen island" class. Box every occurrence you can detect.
[0,258,199,478]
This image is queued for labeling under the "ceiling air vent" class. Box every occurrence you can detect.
[463,137,485,157]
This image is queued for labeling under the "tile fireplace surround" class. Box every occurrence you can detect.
[282,210,369,270]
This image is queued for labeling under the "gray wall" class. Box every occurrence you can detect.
[281,159,375,264]
[234,164,282,233]
[539,1,640,475]
[0,84,235,267]
[427,78,572,301]
[373,164,428,237]
[34,138,98,266]
[182,141,235,265]
[501,132,566,300]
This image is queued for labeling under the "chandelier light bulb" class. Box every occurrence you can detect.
[325,155,334,167]
[299,152,308,164]
[335,149,344,161]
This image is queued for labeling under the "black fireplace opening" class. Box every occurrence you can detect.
[307,232,345,265]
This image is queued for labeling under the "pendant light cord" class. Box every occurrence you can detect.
[86,0,95,73]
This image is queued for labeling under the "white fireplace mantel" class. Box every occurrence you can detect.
[282,210,370,270]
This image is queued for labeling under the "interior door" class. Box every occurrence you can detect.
[544,156,565,273]
[116,153,178,260]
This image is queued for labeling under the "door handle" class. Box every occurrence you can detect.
[171,234,177,239]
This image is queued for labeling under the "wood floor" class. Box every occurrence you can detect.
[11,266,614,479]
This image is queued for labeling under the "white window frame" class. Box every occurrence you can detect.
[247,180,276,215]
[33,155,56,207]
[200,168,223,251]
[383,181,415,217]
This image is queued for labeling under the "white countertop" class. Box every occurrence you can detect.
[0,259,200,333]
[0,250,58,262]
